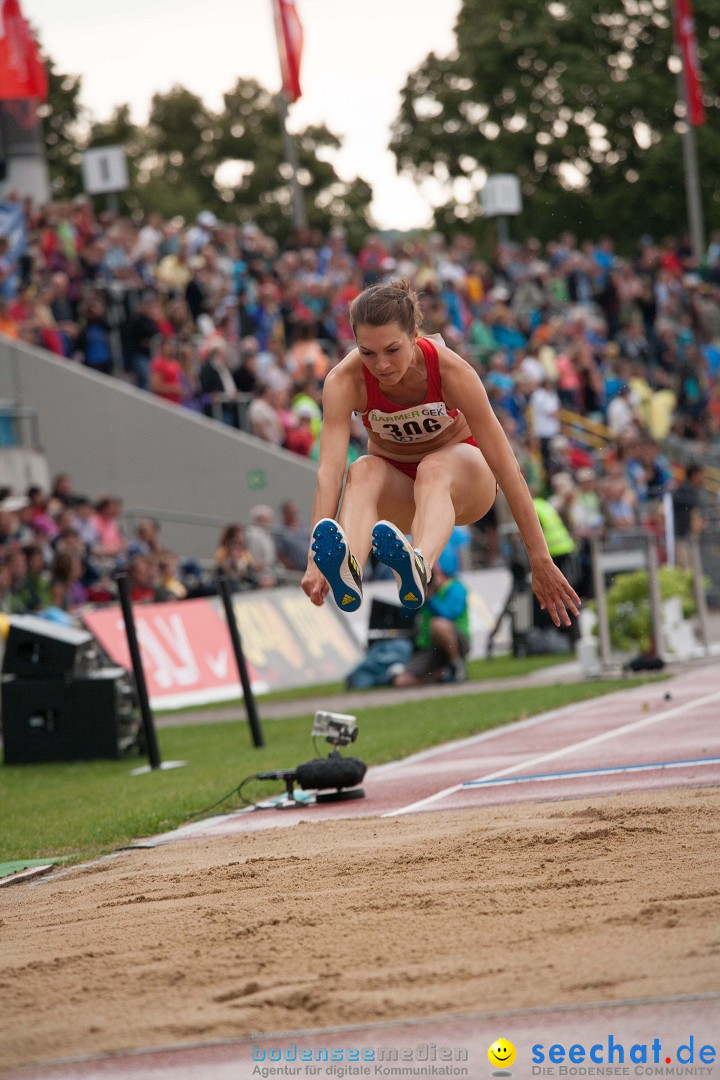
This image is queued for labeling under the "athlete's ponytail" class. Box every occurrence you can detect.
[349,278,422,338]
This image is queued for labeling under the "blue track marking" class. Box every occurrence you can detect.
[462,756,720,789]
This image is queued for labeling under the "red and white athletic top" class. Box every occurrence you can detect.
[360,336,461,446]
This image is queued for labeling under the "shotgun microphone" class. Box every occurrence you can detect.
[295,754,366,791]
[257,751,366,802]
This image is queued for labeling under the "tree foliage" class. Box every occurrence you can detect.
[40,54,373,239]
[390,0,720,245]
[38,51,85,199]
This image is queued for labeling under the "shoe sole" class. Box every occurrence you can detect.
[311,519,362,612]
[371,520,427,610]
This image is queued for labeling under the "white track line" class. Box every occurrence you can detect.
[383,687,720,817]
[370,689,633,774]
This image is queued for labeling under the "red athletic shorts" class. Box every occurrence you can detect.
[376,436,479,480]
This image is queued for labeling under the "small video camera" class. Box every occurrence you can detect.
[312,711,358,747]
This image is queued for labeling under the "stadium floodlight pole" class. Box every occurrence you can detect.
[671,0,706,263]
[275,92,308,233]
[217,575,265,748]
[676,68,705,264]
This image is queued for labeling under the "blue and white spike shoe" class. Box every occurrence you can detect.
[371,520,430,610]
[311,518,363,612]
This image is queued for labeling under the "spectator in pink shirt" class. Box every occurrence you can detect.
[92,497,127,560]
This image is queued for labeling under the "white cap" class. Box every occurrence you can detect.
[1,495,29,512]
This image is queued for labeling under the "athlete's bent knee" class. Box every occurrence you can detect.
[345,455,388,492]
[414,454,446,487]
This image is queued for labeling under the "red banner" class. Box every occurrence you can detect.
[273,0,303,103]
[674,0,705,126]
[0,0,47,102]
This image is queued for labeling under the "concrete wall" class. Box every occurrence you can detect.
[0,338,318,559]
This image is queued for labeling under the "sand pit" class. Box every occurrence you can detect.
[1,787,719,1069]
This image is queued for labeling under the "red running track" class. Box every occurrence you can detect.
[136,663,720,845]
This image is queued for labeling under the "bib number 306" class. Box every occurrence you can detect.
[383,416,443,440]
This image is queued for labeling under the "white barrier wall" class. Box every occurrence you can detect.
[0,338,318,559]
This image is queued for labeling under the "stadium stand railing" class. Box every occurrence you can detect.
[559,408,613,452]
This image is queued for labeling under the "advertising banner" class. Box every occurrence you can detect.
[83,589,361,711]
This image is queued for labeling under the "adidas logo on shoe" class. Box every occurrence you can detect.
[311,518,363,613]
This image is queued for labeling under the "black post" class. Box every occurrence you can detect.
[217,575,265,748]
[115,572,162,770]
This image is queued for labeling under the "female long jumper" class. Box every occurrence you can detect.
[301,279,580,629]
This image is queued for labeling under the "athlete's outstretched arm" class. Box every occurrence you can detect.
[441,350,581,627]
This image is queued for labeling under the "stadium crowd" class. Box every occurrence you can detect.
[0,195,719,617]
[0,471,314,617]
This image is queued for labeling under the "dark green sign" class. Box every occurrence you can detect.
[246,468,267,490]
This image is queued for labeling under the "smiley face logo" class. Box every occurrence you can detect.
[488,1038,516,1071]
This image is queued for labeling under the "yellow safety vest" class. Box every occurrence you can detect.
[533,498,576,557]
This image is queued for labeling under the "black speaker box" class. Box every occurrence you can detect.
[2,668,139,764]
[3,615,96,678]
[367,598,417,641]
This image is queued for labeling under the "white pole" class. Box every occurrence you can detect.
[664,491,676,567]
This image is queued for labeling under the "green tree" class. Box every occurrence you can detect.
[38,52,85,199]
[121,78,374,239]
[390,0,720,246]
[131,86,220,221]
[38,55,373,239]
[214,78,373,243]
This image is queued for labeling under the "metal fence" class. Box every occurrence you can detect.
[699,515,720,609]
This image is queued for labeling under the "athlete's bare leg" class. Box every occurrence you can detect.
[338,455,416,565]
[338,444,495,574]
[411,443,497,569]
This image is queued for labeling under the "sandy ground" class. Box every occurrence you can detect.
[1,787,719,1070]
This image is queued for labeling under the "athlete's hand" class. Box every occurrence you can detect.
[302,560,329,606]
[531,558,581,627]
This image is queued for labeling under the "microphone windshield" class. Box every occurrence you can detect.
[295,755,366,792]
